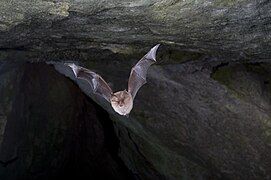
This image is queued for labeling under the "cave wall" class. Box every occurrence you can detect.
[0,50,270,180]
[53,55,271,179]
[0,0,270,179]
[0,0,270,61]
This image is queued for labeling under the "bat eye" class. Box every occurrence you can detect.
[111,97,118,102]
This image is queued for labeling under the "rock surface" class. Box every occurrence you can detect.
[0,0,271,180]
[0,0,270,61]
[54,58,271,179]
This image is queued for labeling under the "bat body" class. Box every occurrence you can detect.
[66,44,160,116]
[110,90,133,116]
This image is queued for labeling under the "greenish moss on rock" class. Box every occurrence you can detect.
[212,63,271,103]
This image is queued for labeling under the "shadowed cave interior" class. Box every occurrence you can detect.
[0,63,134,180]
[0,0,271,179]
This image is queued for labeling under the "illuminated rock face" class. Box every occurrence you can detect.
[0,0,271,179]
[0,0,270,61]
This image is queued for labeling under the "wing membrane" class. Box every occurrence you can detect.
[66,63,113,102]
[128,44,160,99]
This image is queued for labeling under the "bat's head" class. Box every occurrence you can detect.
[110,90,133,116]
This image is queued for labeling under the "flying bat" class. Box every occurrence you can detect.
[65,44,160,116]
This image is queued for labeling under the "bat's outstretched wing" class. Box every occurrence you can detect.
[65,63,113,102]
[128,44,160,99]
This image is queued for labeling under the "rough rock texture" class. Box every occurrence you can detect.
[0,0,271,180]
[0,0,270,61]
[54,58,271,180]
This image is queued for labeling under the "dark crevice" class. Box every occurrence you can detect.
[0,47,29,51]
[0,63,134,180]
[211,61,271,81]
[126,128,148,161]
[211,62,230,75]
[0,157,18,168]
[124,127,166,180]
[52,65,135,180]
[92,96,135,180]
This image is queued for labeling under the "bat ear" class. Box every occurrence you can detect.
[145,44,160,61]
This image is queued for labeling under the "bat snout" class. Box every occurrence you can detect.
[119,103,124,107]
[111,99,133,116]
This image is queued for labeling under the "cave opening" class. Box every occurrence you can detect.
[0,63,134,180]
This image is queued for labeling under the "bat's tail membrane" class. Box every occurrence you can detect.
[145,44,160,61]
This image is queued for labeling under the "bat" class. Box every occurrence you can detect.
[65,44,160,116]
